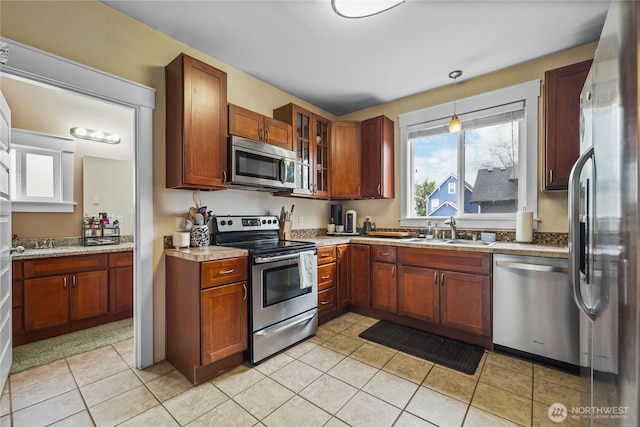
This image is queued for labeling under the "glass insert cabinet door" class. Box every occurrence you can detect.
[295,110,312,194]
[314,117,330,197]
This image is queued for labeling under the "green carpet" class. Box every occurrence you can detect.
[10,318,133,375]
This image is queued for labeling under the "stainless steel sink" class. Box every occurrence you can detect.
[444,239,496,247]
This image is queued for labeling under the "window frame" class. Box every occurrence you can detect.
[10,128,75,212]
[399,80,540,230]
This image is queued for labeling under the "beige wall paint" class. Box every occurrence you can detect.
[1,0,595,361]
[339,43,597,233]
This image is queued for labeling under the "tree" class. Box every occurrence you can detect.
[414,178,436,216]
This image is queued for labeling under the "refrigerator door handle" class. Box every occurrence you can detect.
[568,144,595,321]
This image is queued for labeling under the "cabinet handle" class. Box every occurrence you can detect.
[265,129,270,142]
[320,275,330,280]
[242,284,247,300]
[63,277,67,289]
[434,271,438,286]
[321,300,330,305]
[337,247,342,257]
[72,275,76,288]
[549,169,553,183]
[441,272,445,286]
[219,269,235,275]
[259,128,264,140]
[391,266,396,277]
[377,184,381,195]
[223,170,227,183]
[357,186,360,195]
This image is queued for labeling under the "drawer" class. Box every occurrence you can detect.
[317,246,336,265]
[318,263,336,291]
[318,287,336,312]
[201,257,248,289]
[398,248,491,275]
[23,254,108,278]
[109,251,133,268]
[371,245,397,263]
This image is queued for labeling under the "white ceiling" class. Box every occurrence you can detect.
[101,0,609,116]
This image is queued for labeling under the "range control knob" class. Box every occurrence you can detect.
[273,219,278,225]
[220,220,226,226]
[262,219,266,224]
[228,220,234,226]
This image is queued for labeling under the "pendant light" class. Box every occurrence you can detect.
[448,70,462,133]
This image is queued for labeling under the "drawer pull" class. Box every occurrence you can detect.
[320,275,330,280]
[321,253,331,257]
[380,251,390,256]
[218,269,235,275]
[321,300,330,305]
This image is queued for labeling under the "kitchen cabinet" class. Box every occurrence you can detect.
[371,246,397,313]
[336,244,350,309]
[228,103,292,150]
[331,121,361,199]
[166,53,228,190]
[166,255,248,384]
[317,246,337,316]
[22,255,108,332]
[398,248,491,338]
[349,244,371,308]
[361,115,394,199]
[543,59,592,191]
[12,251,133,346]
[273,103,330,198]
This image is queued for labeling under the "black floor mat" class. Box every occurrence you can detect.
[359,320,484,375]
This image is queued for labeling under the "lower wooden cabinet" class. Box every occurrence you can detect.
[166,255,248,384]
[201,282,248,365]
[13,251,133,346]
[397,266,439,323]
[349,244,371,308]
[371,262,397,313]
[336,244,350,309]
[440,271,491,337]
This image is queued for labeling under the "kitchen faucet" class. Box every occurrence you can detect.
[444,216,457,240]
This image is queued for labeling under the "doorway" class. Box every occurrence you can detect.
[0,37,154,370]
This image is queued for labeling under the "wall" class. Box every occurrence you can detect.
[339,42,597,233]
[1,0,595,361]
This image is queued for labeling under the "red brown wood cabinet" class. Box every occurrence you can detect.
[371,245,397,313]
[317,245,337,318]
[349,244,371,308]
[361,115,394,199]
[166,255,248,384]
[331,121,361,199]
[166,53,228,190]
[228,103,292,150]
[544,59,592,191]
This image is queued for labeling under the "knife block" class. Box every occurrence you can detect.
[279,221,292,240]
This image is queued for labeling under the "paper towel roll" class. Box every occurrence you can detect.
[516,211,533,242]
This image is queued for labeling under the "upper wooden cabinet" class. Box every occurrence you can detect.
[273,103,331,198]
[166,53,228,190]
[228,104,292,150]
[331,121,361,199]
[361,115,394,198]
[543,59,592,191]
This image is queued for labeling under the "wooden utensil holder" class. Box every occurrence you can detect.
[279,221,292,240]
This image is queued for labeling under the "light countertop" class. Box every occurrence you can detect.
[11,243,134,260]
[164,246,249,263]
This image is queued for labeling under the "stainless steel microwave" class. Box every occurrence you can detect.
[228,136,296,191]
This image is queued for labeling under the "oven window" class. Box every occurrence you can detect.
[236,150,279,180]
[263,264,311,307]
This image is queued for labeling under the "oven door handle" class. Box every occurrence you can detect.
[254,253,302,264]
[254,311,317,337]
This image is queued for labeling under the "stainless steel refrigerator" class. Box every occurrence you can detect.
[569,1,639,425]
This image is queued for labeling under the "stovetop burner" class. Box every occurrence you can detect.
[212,215,315,256]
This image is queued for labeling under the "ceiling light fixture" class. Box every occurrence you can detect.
[448,70,462,133]
[70,127,121,144]
[332,0,404,18]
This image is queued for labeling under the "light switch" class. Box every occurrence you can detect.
[93,195,100,205]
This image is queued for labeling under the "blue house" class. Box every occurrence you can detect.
[425,174,479,216]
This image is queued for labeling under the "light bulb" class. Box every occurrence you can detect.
[449,116,462,133]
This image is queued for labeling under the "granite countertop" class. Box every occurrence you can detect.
[302,236,568,258]
[164,246,249,263]
[11,242,134,260]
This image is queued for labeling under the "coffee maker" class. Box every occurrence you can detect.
[330,204,343,226]
[345,209,358,233]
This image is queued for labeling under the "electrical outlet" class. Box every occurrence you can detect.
[298,216,304,226]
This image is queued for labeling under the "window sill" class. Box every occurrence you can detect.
[12,201,76,213]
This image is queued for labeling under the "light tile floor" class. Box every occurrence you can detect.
[0,313,583,427]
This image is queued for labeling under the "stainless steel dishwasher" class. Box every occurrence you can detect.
[493,254,579,367]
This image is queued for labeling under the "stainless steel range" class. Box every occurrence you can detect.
[213,215,318,364]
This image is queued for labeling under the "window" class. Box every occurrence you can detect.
[399,80,540,229]
[10,129,75,212]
